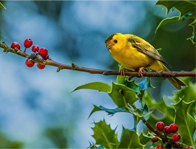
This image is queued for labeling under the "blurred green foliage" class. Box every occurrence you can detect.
[0,2,6,9]
[0,131,23,148]
[44,127,68,148]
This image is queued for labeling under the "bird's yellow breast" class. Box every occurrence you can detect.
[109,44,155,70]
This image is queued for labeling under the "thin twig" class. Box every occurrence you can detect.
[0,42,195,78]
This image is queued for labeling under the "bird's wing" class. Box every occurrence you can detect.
[127,35,168,65]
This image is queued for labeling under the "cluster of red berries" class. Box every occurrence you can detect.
[151,121,193,149]
[10,39,49,69]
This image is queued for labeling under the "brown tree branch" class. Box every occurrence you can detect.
[0,42,195,78]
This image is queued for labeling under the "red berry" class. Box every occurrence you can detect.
[151,134,158,142]
[156,122,165,131]
[186,146,194,149]
[175,141,180,146]
[163,126,170,134]
[42,54,49,60]
[38,47,48,58]
[24,39,33,48]
[169,123,178,133]
[155,145,164,149]
[25,59,34,67]
[37,63,45,69]
[172,133,181,142]
[32,45,39,52]
[11,42,20,49]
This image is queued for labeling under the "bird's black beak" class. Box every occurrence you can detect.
[106,45,112,50]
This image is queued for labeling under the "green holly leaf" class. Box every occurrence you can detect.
[73,81,139,108]
[92,120,119,149]
[0,2,6,9]
[109,82,139,108]
[182,12,196,20]
[139,131,152,145]
[171,77,196,103]
[89,105,103,118]
[88,105,128,118]
[118,127,143,149]
[188,100,196,119]
[117,64,140,93]
[155,16,181,33]
[156,0,196,44]
[156,0,196,16]
[117,76,141,93]
[117,75,127,84]
[143,91,175,125]
[73,82,111,93]
[173,99,196,147]
[188,20,196,44]
[132,110,152,132]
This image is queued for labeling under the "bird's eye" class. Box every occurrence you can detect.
[114,39,118,43]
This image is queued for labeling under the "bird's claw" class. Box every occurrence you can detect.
[119,68,127,76]
[138,67,146,77]
[157,70,164,76]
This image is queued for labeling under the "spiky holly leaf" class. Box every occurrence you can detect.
[143,91,175,125]
[109,82,139,108]
[171,77,196,103]
[187,17,196,44]
[156,0,196,16]
[117,64,141,93]
[0,2,6,9]
[117,76,141,93]
[170,77,196,118]
[173,99,196,147]
[118,127,143,148]
[88,105,127,118]
[188,100,196,119]
[73,82,111,93]
[92,120,119,149]
[156,0,196,44]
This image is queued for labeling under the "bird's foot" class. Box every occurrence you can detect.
[138,67,146,77]
[157,70,164,76]
[119,68,129,76]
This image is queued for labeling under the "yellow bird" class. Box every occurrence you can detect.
[105,33,186,90]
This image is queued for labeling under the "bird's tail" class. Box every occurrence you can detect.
[150,61,187,90]
[165,70,187,90]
